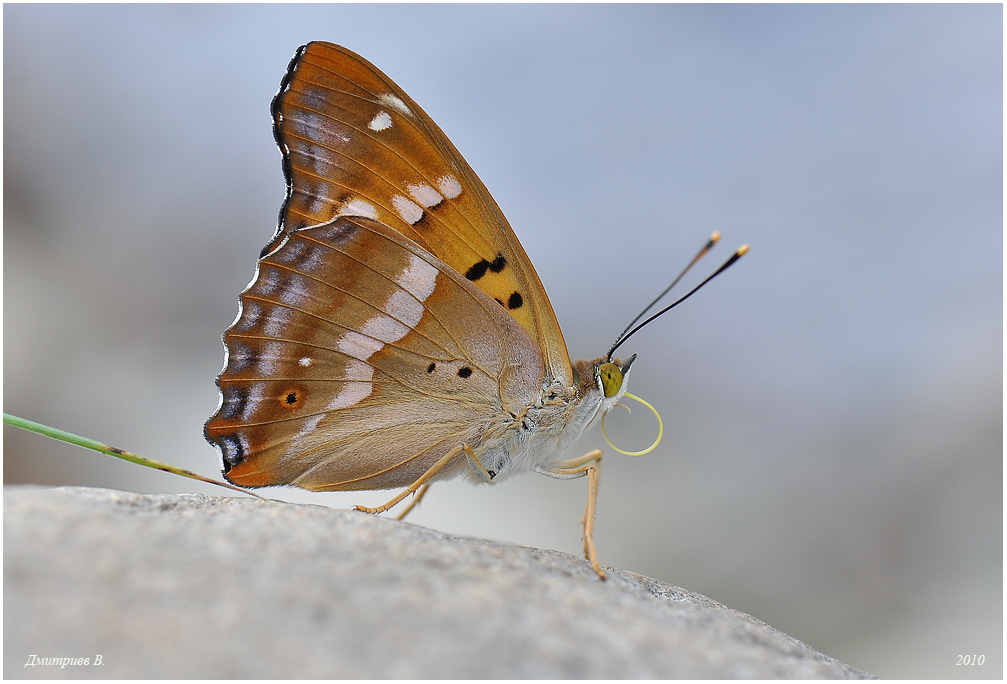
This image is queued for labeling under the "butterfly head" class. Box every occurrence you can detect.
[594,353,636,412]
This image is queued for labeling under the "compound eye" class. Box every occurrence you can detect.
[597,362,623,398]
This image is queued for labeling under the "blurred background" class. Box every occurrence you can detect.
[4,4,1001,678]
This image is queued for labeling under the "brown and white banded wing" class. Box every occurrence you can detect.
[204,216,544,491]
[269,41,573,387]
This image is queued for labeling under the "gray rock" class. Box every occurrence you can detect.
[5,486,874,678]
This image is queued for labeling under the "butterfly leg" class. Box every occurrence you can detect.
[394,483,431,521]
[355,444,465,515]
[462,443,496,482]
[549,449,604,472]
[536,449,605,579]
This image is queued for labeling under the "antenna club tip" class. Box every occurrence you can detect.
[737,244,750,256]
[710,231,721,243]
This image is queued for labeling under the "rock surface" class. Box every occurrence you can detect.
[5,486,874,678]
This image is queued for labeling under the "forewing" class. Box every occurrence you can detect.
[270,42,572,386]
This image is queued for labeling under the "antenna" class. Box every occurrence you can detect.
[607,243,748,360]
[611,231,721,349]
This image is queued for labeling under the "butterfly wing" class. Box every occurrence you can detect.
[270,42,572,387]
[205,216,544,490]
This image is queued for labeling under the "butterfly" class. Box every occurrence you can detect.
[204,42,742,579]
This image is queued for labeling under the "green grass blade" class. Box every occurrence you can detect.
[3,413,264,499]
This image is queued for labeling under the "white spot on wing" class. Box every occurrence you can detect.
[337,331,384,360]
[339,198,379,220]
[327,382,372,410]
[228,341,252,371]
[242,384,266,421]
[397,253,438,302]
[368,110,393,131]
[235,302,262,333]
[293,414,325,444]
[407,183,444,208]
[259,269,281,296]
[332,256,434,366]
[279,274,311,307]
[258,341,286,376]
[307,197,328,218]
[384,289,424,329]
[298,357,312,367]
[297,244,325,272]
[275,238,307,265]
[436,175,462,199]
[378,93,412,116]
[298,111,350,145]
[391,195,423,225]
[263,308,292,337]
[326,359,374,410]
[344,359,374,381]
[360,313,410,344]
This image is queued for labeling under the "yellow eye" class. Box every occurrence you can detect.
[597,362,623,398]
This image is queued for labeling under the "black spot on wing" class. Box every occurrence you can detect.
[465,252,506,281]
[458,367,473,379]
[427,363,436,373]
[466,260,488,281]
[507,292,523,310]
[279,386,305,409]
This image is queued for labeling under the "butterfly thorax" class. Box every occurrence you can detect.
[459,356,630,484]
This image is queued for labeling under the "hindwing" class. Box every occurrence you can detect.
[205,216,544,490]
